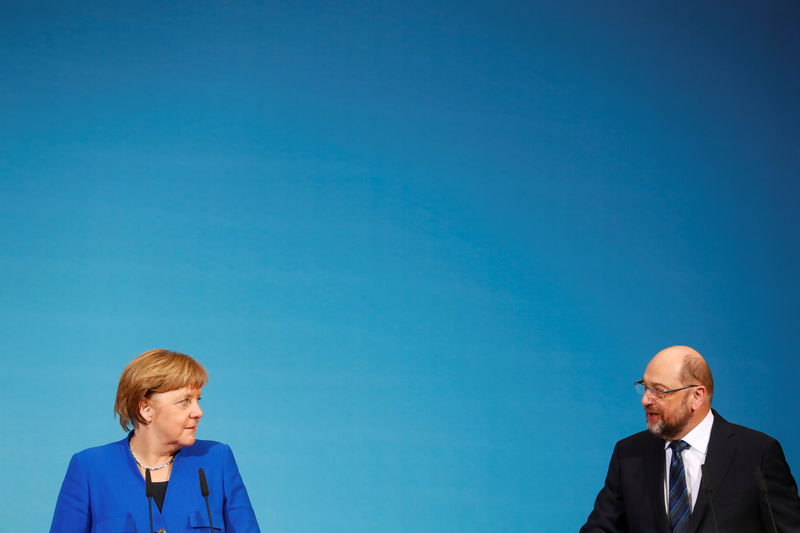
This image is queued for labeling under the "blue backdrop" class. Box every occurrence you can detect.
[1,1,798,531]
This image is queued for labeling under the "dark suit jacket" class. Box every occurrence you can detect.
[581,411,800,533]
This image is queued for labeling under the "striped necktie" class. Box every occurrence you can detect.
[668,440,691,533]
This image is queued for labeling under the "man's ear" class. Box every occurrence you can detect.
[691,386,706,410]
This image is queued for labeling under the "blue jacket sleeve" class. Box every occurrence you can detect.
[50,454,92,533]
[222,444,261,533]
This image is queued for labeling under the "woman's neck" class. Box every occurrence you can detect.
[130,429,178,468]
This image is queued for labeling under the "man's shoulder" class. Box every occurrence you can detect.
[609,412,782,452]
[615,429,663,453]
[711,411,781,448]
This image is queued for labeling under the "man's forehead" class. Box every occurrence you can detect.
[643,360,682,385]
[641,373,672,387]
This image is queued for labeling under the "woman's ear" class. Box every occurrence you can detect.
[138,398,153,424]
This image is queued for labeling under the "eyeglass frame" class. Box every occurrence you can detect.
[634,380,699,400]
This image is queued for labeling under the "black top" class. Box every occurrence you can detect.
[150,480,168,512]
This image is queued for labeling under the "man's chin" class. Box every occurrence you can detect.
[647,420,665,437]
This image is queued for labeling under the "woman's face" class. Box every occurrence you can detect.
[143,386,203,449]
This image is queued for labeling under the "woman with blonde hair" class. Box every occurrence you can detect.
[50,349,260,532]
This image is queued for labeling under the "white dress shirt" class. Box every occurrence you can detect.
[663,409,714,512]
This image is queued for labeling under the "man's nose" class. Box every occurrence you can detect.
[641,390,653,407]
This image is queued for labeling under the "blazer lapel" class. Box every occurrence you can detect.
[689,480,710,533]
[642,434,671,532]
[688,410,737,533]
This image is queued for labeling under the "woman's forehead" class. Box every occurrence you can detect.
[150,385,202,400]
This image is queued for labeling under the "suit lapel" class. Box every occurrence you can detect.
[642,433,671,532]
[689,478,710,532]
[688,411,737,533]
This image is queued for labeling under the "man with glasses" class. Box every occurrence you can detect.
[580,345,800,532]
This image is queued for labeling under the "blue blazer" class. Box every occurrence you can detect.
[50,434,260,533]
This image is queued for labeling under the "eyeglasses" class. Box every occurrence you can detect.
[634,380,698,400]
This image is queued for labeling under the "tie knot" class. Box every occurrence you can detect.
[670,440,690,454]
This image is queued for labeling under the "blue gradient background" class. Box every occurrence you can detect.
[1,1,798,531]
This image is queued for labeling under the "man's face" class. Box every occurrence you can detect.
[640,358,694,440]
[642,386,693,439]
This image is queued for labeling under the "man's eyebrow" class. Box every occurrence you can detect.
[641,379,669,388]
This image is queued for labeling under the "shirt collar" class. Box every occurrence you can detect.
[663,409,714,454]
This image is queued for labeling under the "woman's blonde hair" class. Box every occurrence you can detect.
[114,349,208,431]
